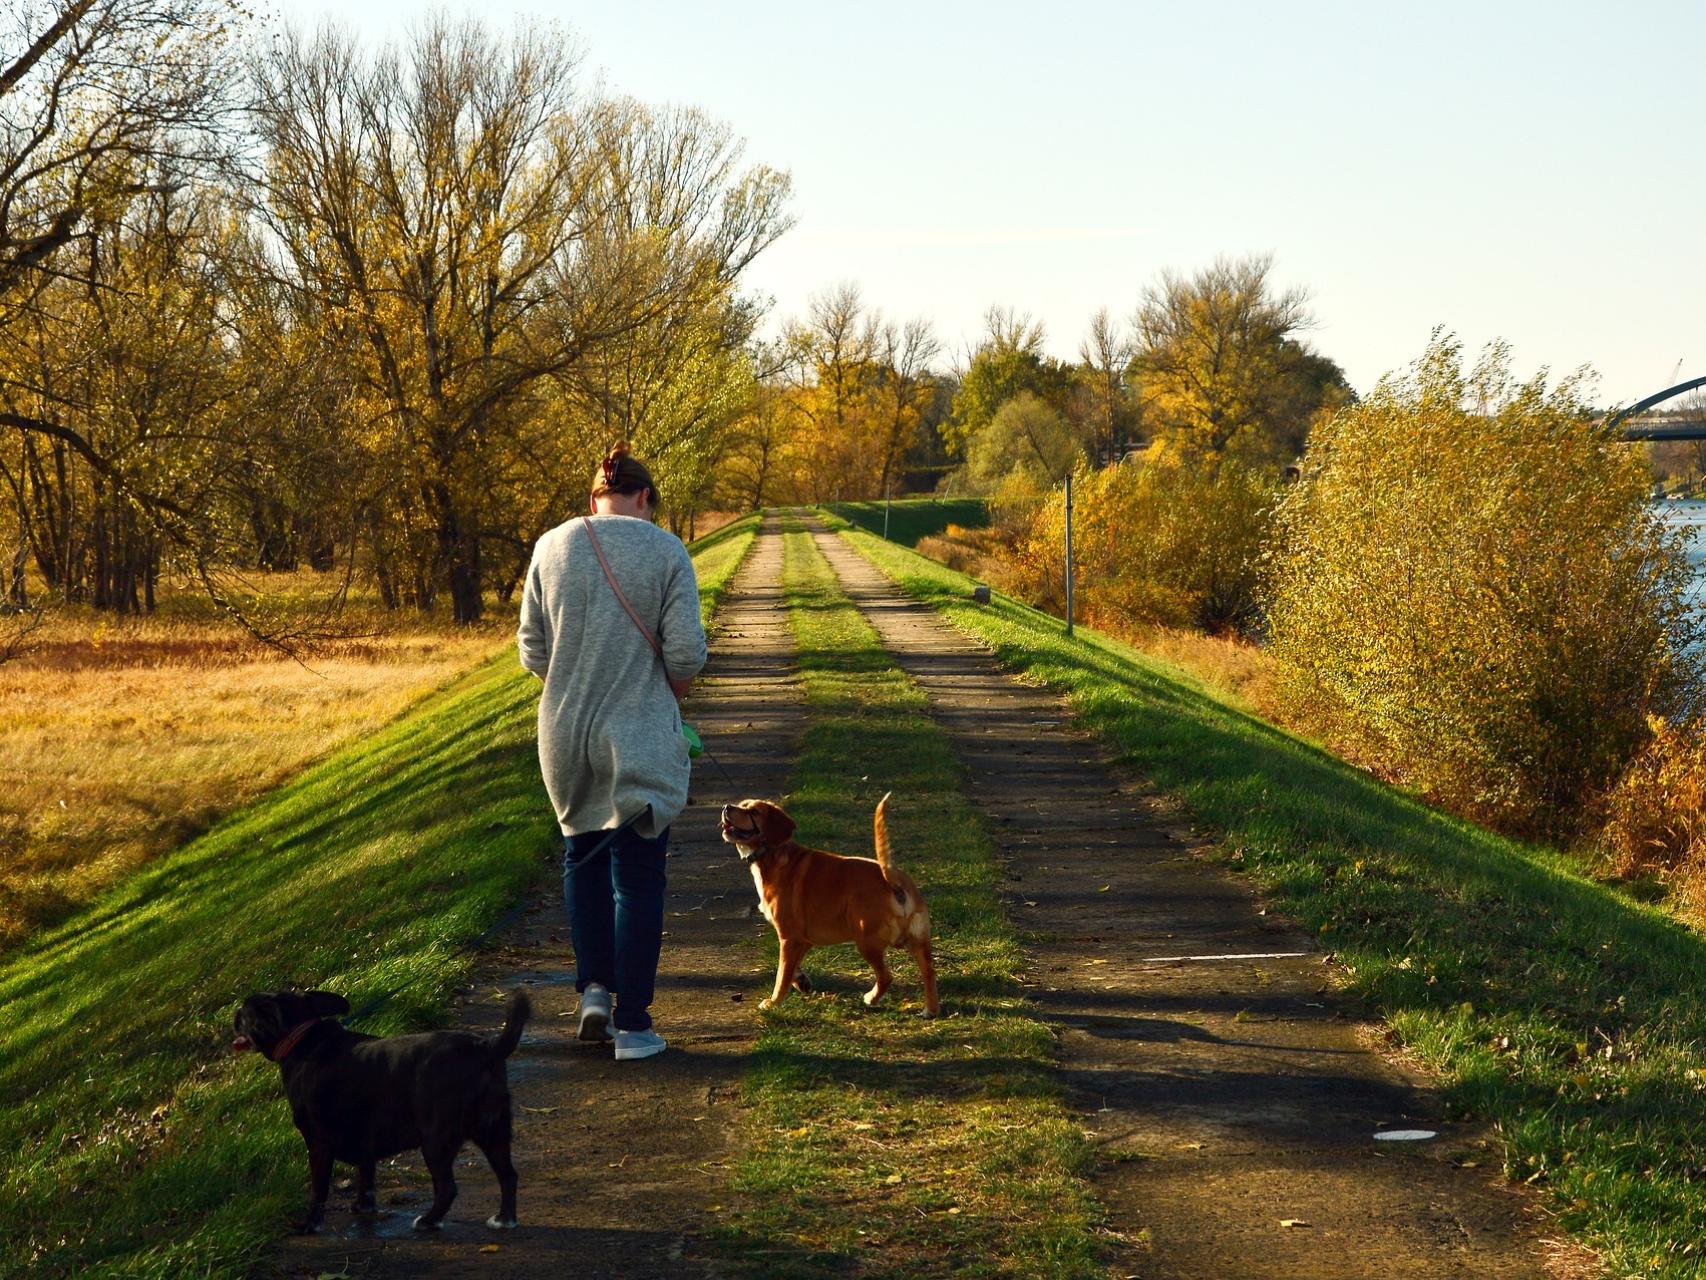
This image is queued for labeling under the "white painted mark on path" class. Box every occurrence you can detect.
[1137,951,1313,964]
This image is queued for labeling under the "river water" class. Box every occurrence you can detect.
[1664,500,1706,606]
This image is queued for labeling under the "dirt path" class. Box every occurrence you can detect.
[263,520,801,1280]
[809,526,1575,1280]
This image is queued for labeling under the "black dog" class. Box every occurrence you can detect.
[232,988,530,1233]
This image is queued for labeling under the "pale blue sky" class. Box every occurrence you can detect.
[261,0,1706,405]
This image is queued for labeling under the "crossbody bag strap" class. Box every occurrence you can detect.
[581,517,663,660]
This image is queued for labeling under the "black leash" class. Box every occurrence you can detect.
[694,739,740,792]
[563,804,652,870]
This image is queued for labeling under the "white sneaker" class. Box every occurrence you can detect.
[577,983,612,1042]
[613,1028,666,1060]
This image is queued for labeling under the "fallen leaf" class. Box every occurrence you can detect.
[522,1106,558,1114]
[1279,1219,1309,1229]
[946,1206,962,1215]
[1175,1141,1203,1151]
[1099,885,1111,893]
[885,1173,903,1185]
[480,1243,502,1253]
[705,1204,723,1213]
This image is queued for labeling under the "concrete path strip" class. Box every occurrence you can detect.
[810,524,1587,1280]
[262,518,803,1280]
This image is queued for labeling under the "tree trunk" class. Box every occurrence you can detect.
[446,521,483,624]
[6,528,26,609]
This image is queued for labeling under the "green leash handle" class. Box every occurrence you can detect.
[682,722,703,758]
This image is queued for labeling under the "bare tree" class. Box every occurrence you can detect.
[0,1,234,300]
[873,315,940,498]
[250,20,790,622]
[1078,306,1135,465]
[0,1,241,653]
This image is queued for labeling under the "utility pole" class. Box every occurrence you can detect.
[1064,470,1074,638]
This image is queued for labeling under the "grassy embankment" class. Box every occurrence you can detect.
[0,514,758,1280]
[823,497,988,548]
[710,524,1104,1279]
[831,514,1706,1278]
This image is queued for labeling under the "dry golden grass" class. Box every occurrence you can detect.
[911,522,1279,714]
[0,578,515,948]
[1132,624,1277,713]
[1598,715,1706,922]
[915,524,1012,584]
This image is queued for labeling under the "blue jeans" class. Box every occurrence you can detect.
[563,825,670,1032]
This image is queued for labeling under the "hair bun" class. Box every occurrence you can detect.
[593,441,658,503]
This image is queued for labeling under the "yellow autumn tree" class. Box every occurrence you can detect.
[1007,453,1277,634]
[1266,333,1701,834]
[770,284,938,503]
[1133,254,1350,469]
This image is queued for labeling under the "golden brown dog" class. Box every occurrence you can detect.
[721,793,940,1017]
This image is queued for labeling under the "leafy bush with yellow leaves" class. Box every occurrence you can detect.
[1005,452,1279,635]
[1600,716,1706,911]
[1266,334,1701,834]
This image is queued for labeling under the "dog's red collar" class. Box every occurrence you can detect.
[270,1019,320,1062]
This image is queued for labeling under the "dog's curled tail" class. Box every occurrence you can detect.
[874,792,894,880]
[491,988,531,1060]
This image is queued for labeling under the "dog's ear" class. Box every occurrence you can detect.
[755,802,795,846]
[303,990,350,1018]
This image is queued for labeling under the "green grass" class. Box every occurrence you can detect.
[824,497,988,548]
[0,516,757,1280]
[836,517,1706,1279]
[709,524,1103,1279]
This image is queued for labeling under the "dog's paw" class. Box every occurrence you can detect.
[486,1215,519,1230]
[757,997,775,1011]
[412,1215,443,1232]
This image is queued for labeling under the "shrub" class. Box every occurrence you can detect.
[915,524,1007,578]
[1266,334,1701,834]
[1600,717,1706,913]
[1002,452,1279,635]
[962,392,1086,495]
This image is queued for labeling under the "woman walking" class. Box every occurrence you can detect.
[517,443,708,1060]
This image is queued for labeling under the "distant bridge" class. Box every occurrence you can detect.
[1607,375,1706,441]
